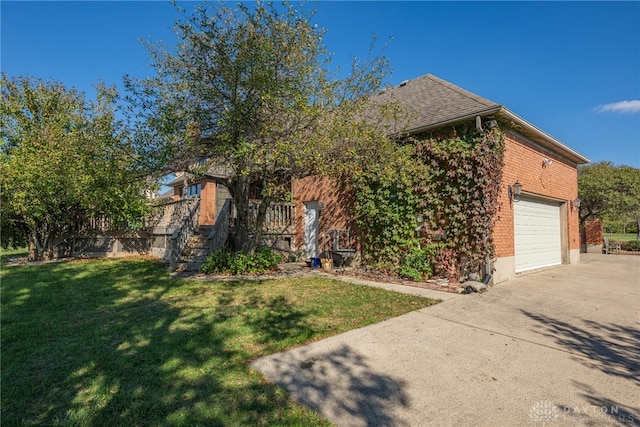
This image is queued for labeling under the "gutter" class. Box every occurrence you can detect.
[405,106,502,136]
[405,106,590,165]
[499,108,590,165]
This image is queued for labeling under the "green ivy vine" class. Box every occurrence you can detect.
[345,123,505,281]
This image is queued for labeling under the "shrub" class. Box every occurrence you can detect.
[434,246,459,282]
[253,246,283,270]
[201,247,282,275]
[398,244,436,282]
[619,240,640,252]
[200,250,232,274]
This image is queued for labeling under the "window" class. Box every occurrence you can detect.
[184,183,201,198]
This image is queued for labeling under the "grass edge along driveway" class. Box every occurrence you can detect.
[1,257,438,426]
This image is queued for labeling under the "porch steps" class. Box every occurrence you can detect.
[175,226,213,272]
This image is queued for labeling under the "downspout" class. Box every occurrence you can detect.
[477,115,493,285]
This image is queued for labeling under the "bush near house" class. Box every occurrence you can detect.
[398,244,436,282]
[201,247,282,275]
[617,240,640,252]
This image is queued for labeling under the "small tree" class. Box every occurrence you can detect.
[578,162,618,224]
[578,161,640,239]
[126,1,390,254]
[0,75,151,260]
[614,165,640,239]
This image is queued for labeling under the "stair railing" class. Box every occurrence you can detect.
[169,198,201,270]
[207,199,232,252]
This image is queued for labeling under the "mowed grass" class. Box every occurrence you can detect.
[0,246,28,265]
[1,257,437,426]
[606,233,638,242]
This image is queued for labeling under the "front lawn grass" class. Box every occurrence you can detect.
[0,246,28,265]
[1,257,437,426]
[606,233,638,242]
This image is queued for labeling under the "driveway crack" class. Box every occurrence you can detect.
[417,310,595,361]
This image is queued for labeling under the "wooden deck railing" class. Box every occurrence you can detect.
[76,216,118,234]
[147,198,200,228]
[73,198,199,236]
[246,201,296,234]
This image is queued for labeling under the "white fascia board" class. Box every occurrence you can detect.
[501,108,590,165]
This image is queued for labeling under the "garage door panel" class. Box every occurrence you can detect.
[514,198,561,272]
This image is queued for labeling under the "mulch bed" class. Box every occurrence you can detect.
[179,263,461,294]
[324,266,462,294]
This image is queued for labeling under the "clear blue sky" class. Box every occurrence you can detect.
[2,1,639,167]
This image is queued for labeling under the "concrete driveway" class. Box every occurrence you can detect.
[250,253,639,426]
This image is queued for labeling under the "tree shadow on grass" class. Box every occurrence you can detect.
[244,293,317,350]
[1,259,326,426]
[520,310,640,382]
[252,343,411,427]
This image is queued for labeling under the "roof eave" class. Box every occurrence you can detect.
[405,105,591,165]
[499,108,590,165]
[405,106,502,135]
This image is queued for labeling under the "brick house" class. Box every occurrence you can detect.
[166,74,589,282]
[293,74,590,283]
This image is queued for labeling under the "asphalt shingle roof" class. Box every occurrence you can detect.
[375,74,501,133]
[372,74,589,164]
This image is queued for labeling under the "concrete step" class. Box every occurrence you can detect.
[191,232,210,238]
[185,241,210,250]
[197,226,213,236]
[182,245,211,255]
[175,262,204,272]
[178,254,210,264]
[172,227,216,271]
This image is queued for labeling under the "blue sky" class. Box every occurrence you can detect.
[2,1,639,167]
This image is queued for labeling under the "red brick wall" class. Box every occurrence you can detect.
[494,132,580,258]
[295,132,581,261]
[583,219,603,245]
[293,175,355,251]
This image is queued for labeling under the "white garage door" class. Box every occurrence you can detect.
[514,197,562,273]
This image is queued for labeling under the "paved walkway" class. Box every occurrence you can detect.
[251,253,640,426]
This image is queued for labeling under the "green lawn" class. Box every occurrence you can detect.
[0,246,28,265]
[605,233,638,242]
[1,258,437,426]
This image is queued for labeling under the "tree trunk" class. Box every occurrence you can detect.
[230,176,275,255]
[29,227,50,261]
[250,194,272,255]
[232,175,251,253]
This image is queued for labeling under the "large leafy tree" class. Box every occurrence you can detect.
[0,75,152,260]
[616,165,640,235]
[578,161,640,237]
[125,1,390,254]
